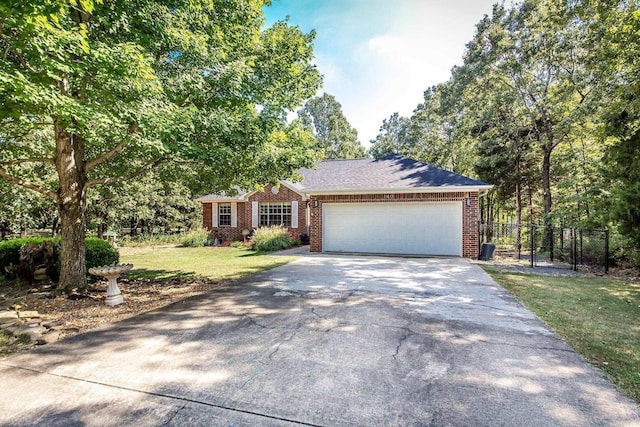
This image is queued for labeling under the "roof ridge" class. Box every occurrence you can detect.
[316,157,372,163]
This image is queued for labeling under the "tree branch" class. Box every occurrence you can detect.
[0,157,55,166]
[85,124,139,171]
[86,156,166,188]
[0,32,37,74]
[85,140,130,171]
[0,166,59,202]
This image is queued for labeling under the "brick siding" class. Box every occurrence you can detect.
[309,192,480,258]
[201,184,308,242]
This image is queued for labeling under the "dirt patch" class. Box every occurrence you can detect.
[0,277,228,356]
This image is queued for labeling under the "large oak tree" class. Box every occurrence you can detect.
[0,0,321,292]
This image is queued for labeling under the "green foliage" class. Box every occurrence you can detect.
[0,0,323,291]
[120,233,184,247]
[369,86,477,176]
[180,229,211,247]
[0,330,32,357]
[0,237,49,275]
[229,241,250,249]
[603,109,640,246]
[119,229,213,247]
[369,113,412,159]
[1,237,117,282]
[250,225,297,252]
[86,165,203,235]
[298,93,366,160]
[0,179,58,237]
[366,0,640,263]
[85,237,119,269]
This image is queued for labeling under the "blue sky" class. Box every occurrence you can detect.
[264,0,498,146]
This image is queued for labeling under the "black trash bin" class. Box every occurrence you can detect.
[299,233,310,245]
[479,243,496,261]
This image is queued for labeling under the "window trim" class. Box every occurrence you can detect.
[218,203,232,227]
[259,202,292,227]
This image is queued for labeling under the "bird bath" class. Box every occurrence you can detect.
[88,264,133,306]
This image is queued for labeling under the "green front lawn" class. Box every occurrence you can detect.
[119,246,299,281]
[482,266,640,403]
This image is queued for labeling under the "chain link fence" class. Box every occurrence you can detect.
[479,221,609,273]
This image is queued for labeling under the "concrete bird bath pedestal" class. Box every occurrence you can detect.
[88,264,133,306]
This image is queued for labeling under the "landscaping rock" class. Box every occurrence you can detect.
[0,319,21,329]
[42,319,64,329]
[17,310,40,319]
[37,330,60,345]
[5,324,47,341]
[0,310,19,320]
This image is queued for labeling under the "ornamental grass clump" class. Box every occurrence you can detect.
[180,229,211,247]
[251,225,296,252]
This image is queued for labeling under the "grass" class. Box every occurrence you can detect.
[0,330,31,357]
[119,229,211,247]
[119,246,299,281]
[482,266,640,403]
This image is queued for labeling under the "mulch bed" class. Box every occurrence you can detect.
[0,277,228,355]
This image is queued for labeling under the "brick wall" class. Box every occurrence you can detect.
[248,184,308,241]
[309,192,480,258]
[202,203,213,230]
[201,184,308,242]
[202,202,245,241]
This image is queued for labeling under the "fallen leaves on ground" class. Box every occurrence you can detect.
[3,277,227,354]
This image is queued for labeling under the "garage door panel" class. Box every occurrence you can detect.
[323,202,462,256]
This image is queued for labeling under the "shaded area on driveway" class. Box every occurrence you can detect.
[0,255,638,426]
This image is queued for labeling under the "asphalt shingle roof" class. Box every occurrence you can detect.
[293,154,491,193]
[198,155,491,200]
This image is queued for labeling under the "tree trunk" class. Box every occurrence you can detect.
[55,124,88,293]
[542,144,554,259]
[515,180,522,259]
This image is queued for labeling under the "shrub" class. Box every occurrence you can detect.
[180,229,211,247]
[250,225,297,252]
[85,237,119,269]
[119,229,212,247]
[0,237,48,274]
[120,233,185,247]
[229,240,250,249]
[0,237,118,282]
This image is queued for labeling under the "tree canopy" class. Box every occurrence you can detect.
[0,0,322,291]
[369,0,640,255]
[298,93,366,159]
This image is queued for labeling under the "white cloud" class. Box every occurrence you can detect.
[266,0,497,147]
[313,53,345,89]
[367,35,404,56]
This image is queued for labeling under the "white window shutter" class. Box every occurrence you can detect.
[291,201,298,228]
[231,203,238,228]
[251,201,259,228]
[211,202,218,228]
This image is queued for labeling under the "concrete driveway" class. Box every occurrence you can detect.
[0,255,638,426]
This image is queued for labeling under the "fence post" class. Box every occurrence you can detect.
[572,228,578,272]
[579,229,583,265]
[605,229,609,275]
[530,224,535,268]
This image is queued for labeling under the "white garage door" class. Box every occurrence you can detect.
[322,202,462,256]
